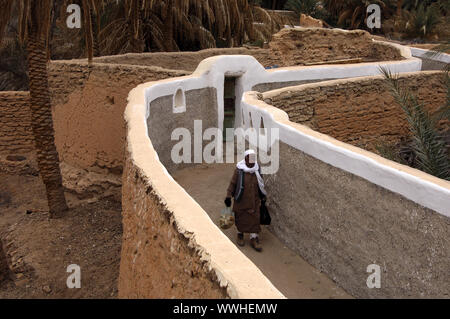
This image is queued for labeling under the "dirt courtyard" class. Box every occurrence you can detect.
[0,154,122,299]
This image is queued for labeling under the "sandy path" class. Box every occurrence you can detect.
[172,163,352,299]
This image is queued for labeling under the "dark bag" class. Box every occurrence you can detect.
[260,200,271,225]
[234,169,245,202]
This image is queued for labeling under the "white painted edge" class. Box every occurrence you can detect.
[410,47,450,64]
[126,83,286,300]
[124,45,441,298]
[242,84,450,218]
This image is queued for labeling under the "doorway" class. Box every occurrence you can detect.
[223,77,236,141]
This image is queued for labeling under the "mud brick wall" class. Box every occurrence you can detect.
[89,30,400,72]
[92,48,281,71]
[269,28,404,66]
[0,92,34,155]
[265,71,447,151]
[48,61,189,173]
[118,156,228,298]
[0,62,187,171]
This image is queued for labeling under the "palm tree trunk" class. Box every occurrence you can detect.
[82,0,94,63]
[27,31,68,218]
[48,0,61,60]
[90,1,101,57]
[129,0,143,53]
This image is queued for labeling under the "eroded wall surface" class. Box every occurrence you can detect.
[92,48,280,71]
[119,155,228,298]
[269,28,404,66]
[0,92,34,154]
[264,72,447,151]
[264,142,450,298]
[85,28,405,72]
[48,62,189,173]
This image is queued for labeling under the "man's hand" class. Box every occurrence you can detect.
[224,197,232,207]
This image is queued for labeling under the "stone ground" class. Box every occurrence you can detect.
[0,154,122,299]
[172,163,352,299]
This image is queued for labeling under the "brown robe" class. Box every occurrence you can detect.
[227,168,261,233]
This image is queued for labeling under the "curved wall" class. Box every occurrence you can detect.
[120,45,431,298]
[242,89,449,298]
[121,74,284,298]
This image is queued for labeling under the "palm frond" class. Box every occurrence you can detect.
[380,67,450,180]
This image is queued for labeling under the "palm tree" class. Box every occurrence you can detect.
[98,0,281,54]
[0,0,68,218]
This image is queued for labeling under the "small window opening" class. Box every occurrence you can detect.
[173,88,186,113]
[260,117,266,136]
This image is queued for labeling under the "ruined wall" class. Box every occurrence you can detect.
[92,48,281,71]
[269,28,404,66]
[264,71,447,151]
[147,88,218,173]
[265,142,450,298]
[48,61,188,173]
[119,155,227,298]
[0,92,34,155]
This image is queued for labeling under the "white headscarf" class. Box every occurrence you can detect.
[236,149,267,196]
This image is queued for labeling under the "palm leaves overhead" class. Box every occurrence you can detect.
[98,0,284,55]
[3,0,290,59]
